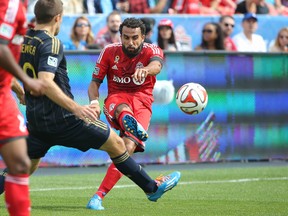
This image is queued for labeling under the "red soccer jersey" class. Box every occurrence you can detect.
[0,0,27,91]
[93,42,164,97]
[224,37,237,51]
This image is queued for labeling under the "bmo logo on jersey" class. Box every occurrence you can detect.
[113,75,145,85]
[113,76,131,84]
[112,62,145,85]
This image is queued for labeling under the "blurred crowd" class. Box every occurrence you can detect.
[26,0,288,16]
[26,0,288,52]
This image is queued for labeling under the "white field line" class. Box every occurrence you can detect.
[30,177,288,192]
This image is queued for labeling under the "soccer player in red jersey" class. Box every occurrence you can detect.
[0,0,45,215]
[87,17,165,210]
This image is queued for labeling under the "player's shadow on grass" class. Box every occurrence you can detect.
[32,205,85,212]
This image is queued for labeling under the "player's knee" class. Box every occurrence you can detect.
[8,157,31,175]
[124,139,136,155]
[111,133,126,151]
[114,104,131,119]
[101,130,126,157]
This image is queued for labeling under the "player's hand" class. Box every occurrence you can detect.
[16,92,26,105]
[24,78,46,96]
[132,68,149,82]
[75,105,98,124]
[89,102,101,118]
[11,78,26,105]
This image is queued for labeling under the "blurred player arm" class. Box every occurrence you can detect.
[11,78,25,105]
[88,80,101,117]
[0,43,45,95]
[0,43,28,82]
[38,71,98,122]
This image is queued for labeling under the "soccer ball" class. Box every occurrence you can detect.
[176,82,208,115]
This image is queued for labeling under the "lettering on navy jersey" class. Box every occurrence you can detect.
[21,44,36,55]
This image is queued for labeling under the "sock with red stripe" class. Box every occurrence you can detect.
[5,174,31,216]
[96,163,123,199]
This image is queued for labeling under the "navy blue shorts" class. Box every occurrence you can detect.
[27,117,110,159]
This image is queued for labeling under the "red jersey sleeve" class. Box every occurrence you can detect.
[14,3,27,37]
[147,43,164,65]
[0,0,26,42]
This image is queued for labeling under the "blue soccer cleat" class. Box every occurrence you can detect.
[147,171,181,202]
[122,114,148,141]
[86,194,104,210]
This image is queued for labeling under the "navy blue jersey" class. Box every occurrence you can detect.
[20,29,74,132]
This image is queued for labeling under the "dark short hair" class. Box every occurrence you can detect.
[119,18,146,35]
[34,0,63,24]
[140,17,155,34]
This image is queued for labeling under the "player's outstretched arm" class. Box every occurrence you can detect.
[132,60,162,82]
[88,80,101,117]
[38,72,98,123]
[88,80,101,101]
[143,60,162,76]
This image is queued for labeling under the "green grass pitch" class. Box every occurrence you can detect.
[0,162,287,216]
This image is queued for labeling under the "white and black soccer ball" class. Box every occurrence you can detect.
[176,82,208,115]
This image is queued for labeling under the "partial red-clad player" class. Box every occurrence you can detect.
[0,0,45,215]
[87,17,165,210]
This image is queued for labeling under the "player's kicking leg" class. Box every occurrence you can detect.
[88,129,181,208]
[87,103,152,210]
[87,137,134,210]
[87,168,181,210]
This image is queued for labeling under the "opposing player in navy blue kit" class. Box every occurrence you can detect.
[0,0,181,206]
